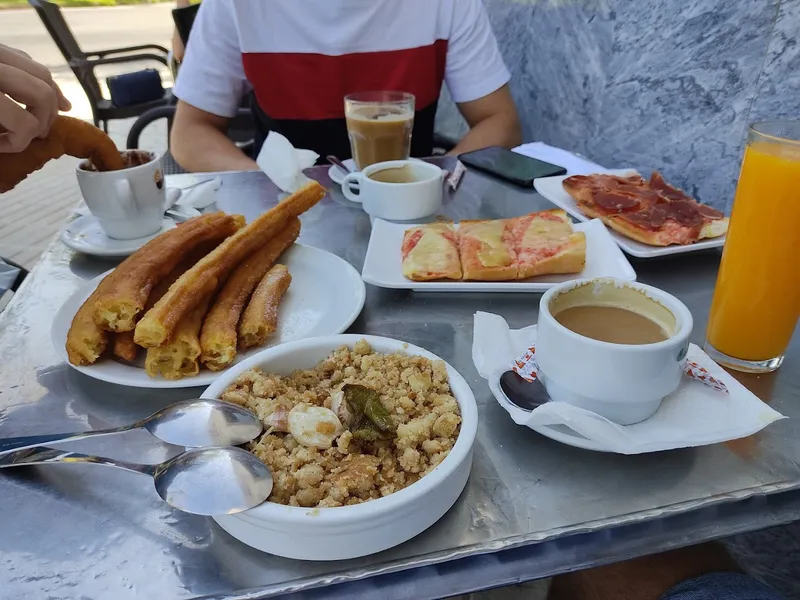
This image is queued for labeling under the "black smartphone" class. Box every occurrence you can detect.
[458,146,567,187]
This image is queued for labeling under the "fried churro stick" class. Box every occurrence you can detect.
[66,284,112,366]
[92,212,245,333]
[135,181,326,348]
[108,246,212,363]
[112,331,139,362]
[144,297,211,380]
[239,264,292,350]
[1,116,125,193]
[199,219,300,371]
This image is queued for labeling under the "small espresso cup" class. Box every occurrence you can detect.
[536,278,693,425]
[341,160,443,221]
[76,150,168,240]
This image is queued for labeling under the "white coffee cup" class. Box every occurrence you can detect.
[76,150,174,240]
[341,159,443,221]
[536,278,693,425]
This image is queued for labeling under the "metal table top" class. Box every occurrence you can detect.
[1,161,799,600]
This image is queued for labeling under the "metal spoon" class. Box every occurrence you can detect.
[0,399,263,456]
[499,371,550,412]
[0,445,273,516]
[326,155,354,173]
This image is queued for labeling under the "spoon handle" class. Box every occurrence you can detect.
[0,425,134,457]
[0,446,155,475]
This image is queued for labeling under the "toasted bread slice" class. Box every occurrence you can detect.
[459,219,518,281]
[401,222,462,281]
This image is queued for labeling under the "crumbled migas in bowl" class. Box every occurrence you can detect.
[222,340,462,508]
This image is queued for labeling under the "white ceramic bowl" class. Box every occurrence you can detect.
[202,334,478,560]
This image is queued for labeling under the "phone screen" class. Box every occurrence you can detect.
[458,146,567,186]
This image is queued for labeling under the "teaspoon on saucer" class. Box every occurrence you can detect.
[0,445,273,516]
[326,155,354,173]
[499,371,550,412]
[0,399,263,456]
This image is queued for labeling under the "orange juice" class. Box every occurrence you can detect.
[706,138,800,365]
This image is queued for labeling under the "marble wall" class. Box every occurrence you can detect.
[436,0,800,211]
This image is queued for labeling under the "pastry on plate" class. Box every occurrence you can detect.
[400,210,586,282]
[458,219,517,281]
[562,172,728,246]
[401,222,462,281]
[508,209,586,279]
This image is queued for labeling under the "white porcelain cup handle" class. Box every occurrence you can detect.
[342,172,364,203]
[113,178,137,217]
[164,187,182,210]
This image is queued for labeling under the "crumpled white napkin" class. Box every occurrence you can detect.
[513,141,608,175]
[256,131,319,193]
[473,311,787,454]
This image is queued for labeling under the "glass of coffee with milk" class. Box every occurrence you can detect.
[345,91,415,170]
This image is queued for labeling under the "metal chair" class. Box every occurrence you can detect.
[28,0,173,132]
[1,258,28,294]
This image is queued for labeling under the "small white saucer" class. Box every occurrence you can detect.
[60,215,176,258]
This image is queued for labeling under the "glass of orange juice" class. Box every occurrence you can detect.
[704,121,800,373]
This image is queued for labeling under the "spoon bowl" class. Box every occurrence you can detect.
[155,446,273,515]
[144,398,263,448]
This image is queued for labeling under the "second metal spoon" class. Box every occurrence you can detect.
[0,445,272,516]
[0,399,263,456]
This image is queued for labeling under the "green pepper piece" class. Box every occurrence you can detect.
[363,396,396,434]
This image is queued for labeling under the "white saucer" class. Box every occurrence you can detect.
[327,158,357,185]
[61,216,176,258]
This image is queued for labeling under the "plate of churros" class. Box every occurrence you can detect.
[51,181,366,388]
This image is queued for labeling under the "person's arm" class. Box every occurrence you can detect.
[449,83,521,155]
[444,0,522,154]
[171,0,191,63]
[171,0,252,171]
[171,100,257,172]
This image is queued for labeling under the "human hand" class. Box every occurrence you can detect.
[0,44,72,153]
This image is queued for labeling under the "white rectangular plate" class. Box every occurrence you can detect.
[362,218,636,293]
[533,169,727,258]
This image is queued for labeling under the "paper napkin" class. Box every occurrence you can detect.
[256,131,319,193]
[512,141,608,175]
[473,311,786,454]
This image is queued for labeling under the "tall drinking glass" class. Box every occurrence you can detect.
[344,91,415,170]
[704,121,800,372]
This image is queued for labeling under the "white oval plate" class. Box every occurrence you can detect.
[61,215,177,258]
[362,217,636,293]
[51,244,366,388]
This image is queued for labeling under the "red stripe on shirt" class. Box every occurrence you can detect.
[241,39,448,121]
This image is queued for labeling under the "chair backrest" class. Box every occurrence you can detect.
[172,4,200,46]
[28,0,104,106]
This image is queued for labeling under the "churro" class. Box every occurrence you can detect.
[144,298,211,380]
[135,180,326,348]
[112,331,139,362]
[238,264,292,350]
[66,285,112,366]
[93,212,244,333]
[199,219,300,371]
[1,116,124,193]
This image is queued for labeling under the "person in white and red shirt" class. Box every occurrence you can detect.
[171,0,521,172]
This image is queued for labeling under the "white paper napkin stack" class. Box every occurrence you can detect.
[472,311,786,454]
[512,141,608,175]
[256,131,319,193]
